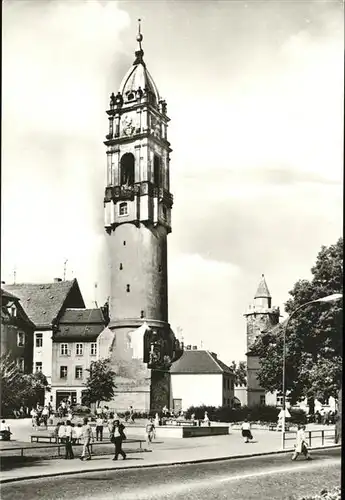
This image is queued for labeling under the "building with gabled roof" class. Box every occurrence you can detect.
[3,279,85,329]
[51,306,109,408]
[170,348,235,411]
[3,278,86,398]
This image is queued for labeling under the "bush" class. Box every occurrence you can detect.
[289,408,307,425]
[71,405,91,416]
[248,405,279,423]
[185,404,280,423]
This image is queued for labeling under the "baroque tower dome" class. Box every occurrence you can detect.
[118,20,160,107]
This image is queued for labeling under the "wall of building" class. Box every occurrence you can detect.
[107,222,168,323]
[247,354,265,407]
[246,310,279,350]
[1,322,33,373]
[33,330,53,384]
[222,374,235,406]
[51,340,98,408]
[234,385,247,406]
[170,374,223,410]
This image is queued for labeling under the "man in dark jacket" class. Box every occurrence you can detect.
[110,420,126,460]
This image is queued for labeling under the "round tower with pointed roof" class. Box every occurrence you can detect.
[103,21,176,411]
[244,275,280,406]
[245,274,280,350]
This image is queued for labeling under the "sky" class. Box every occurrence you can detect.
[2,0,343,364]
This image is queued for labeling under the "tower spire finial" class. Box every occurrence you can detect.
[136,18,143,51]
[133,18,145,66]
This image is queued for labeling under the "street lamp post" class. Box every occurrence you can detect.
[281,293,342,449]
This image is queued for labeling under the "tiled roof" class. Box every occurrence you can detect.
[1,288,20,301]
[170,350,234,375]
[54,324,105,341]
[54,308,107,340]
[254,274,271,299]
[59,308,106,324]
[3,279,85,328]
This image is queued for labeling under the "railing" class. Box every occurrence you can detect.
[282,428,336,449]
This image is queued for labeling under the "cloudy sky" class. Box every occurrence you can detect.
[2,0,343,363]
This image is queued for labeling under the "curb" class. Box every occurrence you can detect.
[0,445,340,484]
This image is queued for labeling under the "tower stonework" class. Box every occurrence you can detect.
[244,275,280,407]
[102,23,182,411]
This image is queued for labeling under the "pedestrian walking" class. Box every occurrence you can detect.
[241,419,253,443]
[146,418,155,444]
[74,423,83,444]
[154,412,160,428]
[30,407,38,429]
[80,417,93,461]
[53,422,61,443]
[64,420,74,459]
[203,411,210,427]
[291,425,312,461]
[41,406,49,427]
[334,411,341,444]
[96,416,104,441]
[110,419,126,460]
[58,421,66,443]
[48,402,53,416]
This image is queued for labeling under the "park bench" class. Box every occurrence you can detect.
[164,419,196,427]
[31,434,58,443]
[269,423,291,431]
[31,434,84,444]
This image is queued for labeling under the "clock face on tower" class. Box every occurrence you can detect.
[122,115,135,136]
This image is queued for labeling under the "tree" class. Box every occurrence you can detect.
[83,358,116,408]
[24,371,49,407]
[253,238,343,413]
[230,360,247,386]
[0,354,49,414]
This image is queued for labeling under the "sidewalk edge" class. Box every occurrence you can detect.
[0,445,340,484]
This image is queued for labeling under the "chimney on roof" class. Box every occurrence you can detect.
[54,278,62,283]
[192,345,197,350]
[186,345,192,350]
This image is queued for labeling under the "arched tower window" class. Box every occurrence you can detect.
[120,153,135,186]
[153,155,161,187]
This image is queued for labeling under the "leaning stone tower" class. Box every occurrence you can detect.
[102,21,182,411]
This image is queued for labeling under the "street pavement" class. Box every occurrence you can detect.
[0,419,338,483]
[0,448,340,500]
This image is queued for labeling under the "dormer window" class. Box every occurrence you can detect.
[127,92,135,101]
[119,202,128,216]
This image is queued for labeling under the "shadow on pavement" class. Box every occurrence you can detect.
[0,456,46,471]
